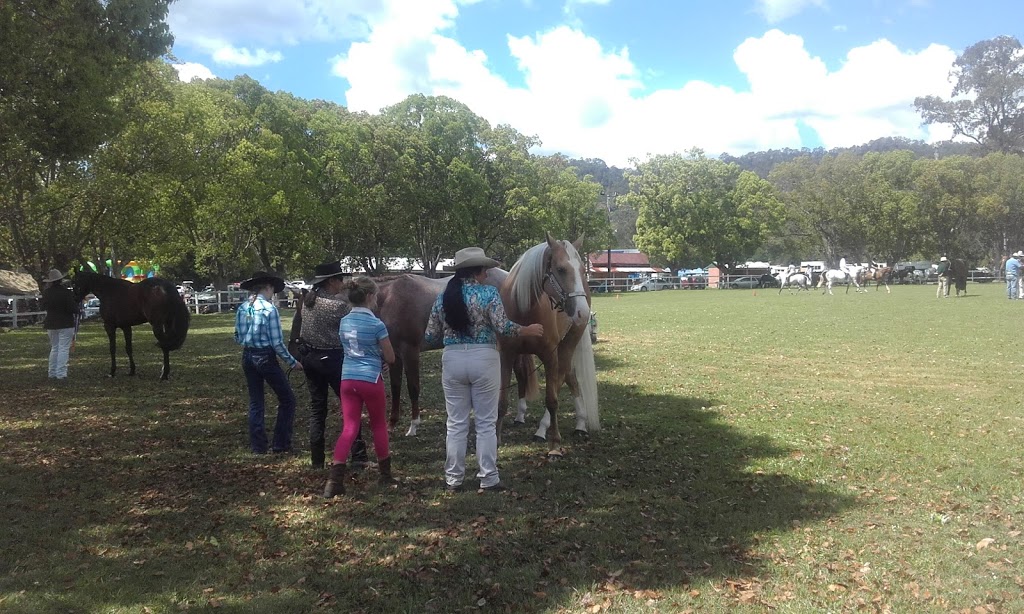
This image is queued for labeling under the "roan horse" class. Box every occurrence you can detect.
[776,268,811,293]
[289,270,534,436]
[72,270,191,380]
[498,234,599,458]
[817,266,864,295]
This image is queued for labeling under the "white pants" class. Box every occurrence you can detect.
[442,345,500,488]
[47,327,75,379]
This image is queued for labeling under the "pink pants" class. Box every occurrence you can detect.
[333,378,389,463]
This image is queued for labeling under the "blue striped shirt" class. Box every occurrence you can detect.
[234,295,297,367]
[340,307,390,383]
[424,279,521,347]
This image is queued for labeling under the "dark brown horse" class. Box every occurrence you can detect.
[498,234,599,458]
[72,270,190,380]
[860,265,892,293]
[950,258,968,296]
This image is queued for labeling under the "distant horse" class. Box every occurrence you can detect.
[950,259,968,297]
[757,273,778,288]
[72,270,190,380]
[817,266,864,295]
[498,234,599,458]
[777,269,811,293]
[861,265,892,293]
[293,271,534,436]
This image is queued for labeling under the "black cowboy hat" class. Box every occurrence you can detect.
[240,271,285,293]
[311,260,350,284]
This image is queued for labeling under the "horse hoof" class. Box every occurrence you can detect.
[513,418,526,425]
[404,427,418,437]
[547,450,564,461]
[572,429,589,439]
[532,435,547,443]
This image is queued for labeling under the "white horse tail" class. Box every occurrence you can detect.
[573,321,600,432]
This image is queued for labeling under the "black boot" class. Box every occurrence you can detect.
[323,463,347,498]
[378,456,399,487]
[349,437,369,472]
[310,441,325,470]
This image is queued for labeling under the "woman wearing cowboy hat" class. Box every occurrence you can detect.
[40,268,79,381]
[235,272,303,454]
[424,247,544,493]
[290,261,368,470]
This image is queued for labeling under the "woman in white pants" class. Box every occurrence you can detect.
[40,269,79,380]
[424,247,543,492]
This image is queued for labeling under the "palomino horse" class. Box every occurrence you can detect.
[777,269,811,293]
[292,270,534,436]
[498,234,599,458]
[861,265,892,293]
[818,267,864,295]
[72,270,191,380]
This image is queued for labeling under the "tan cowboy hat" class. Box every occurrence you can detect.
[239,271,285,293]
[940,256,948,262]
[311,260,350,284]
[452,246,500,270]
[42,269,66,283]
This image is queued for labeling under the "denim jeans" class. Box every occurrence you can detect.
[1008,276,1018,300]
[242,348,296,453]
[47,327,75,379]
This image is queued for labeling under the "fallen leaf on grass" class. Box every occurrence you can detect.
[976,538,995,551]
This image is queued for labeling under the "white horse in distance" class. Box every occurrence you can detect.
[777,268,812,293]
[818,265,865,295]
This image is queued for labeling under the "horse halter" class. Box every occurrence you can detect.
[541,249,586,314]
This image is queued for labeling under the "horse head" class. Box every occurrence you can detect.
[543,233,591,326]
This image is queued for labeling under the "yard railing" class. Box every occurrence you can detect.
[0,296,44,329]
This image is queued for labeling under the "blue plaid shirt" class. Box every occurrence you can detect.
[425,279,521,346]
[234,295,297,367]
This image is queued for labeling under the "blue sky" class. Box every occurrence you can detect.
[168,0,1023,165]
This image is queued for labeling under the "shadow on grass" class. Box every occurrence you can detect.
[0,314,857,613]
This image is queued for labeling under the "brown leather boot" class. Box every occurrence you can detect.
[378,456,399,487]
[323,462,347,498]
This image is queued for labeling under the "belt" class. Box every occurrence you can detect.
[445,343,497,351]
[243,346,275,353]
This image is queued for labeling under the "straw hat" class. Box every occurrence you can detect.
[939,256,948,262]
[42,269,66,283]
[452,247,500,270]
[239,271,285,293]
[311,261,350,284]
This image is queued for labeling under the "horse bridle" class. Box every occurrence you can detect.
[541,251,586,314]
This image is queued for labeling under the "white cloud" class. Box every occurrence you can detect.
[172,62,216,81]
[211,45,283,67]
[334,12,959,166]
[755,0,825,23]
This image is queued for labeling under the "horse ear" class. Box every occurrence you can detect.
[572,234,585,251]
[546,232,558,248]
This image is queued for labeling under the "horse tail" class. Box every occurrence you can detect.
[519,354,540,401]
[572,321,600,432]
[161,290,191,351]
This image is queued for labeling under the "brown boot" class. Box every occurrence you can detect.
[323,462,347,498]
[378,456,399,487]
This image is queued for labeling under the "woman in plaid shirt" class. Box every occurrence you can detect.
[235,272,303,454]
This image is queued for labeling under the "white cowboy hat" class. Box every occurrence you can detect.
[1015,251,1024,258]
[42,269,66,283]
[940,256,948,262]
[452,246,500,270]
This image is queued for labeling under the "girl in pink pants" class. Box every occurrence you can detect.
[323,277,397,498]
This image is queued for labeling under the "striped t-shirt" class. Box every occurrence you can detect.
[339,307,389,383]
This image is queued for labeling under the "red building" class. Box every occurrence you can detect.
[587,249,667,291]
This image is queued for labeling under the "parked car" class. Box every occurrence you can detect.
[82,297,101,319]
[727,276,761,289]
[285,280,311,292]
[629,278,676,292]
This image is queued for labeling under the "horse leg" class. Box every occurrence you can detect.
[564,369,588,438]
[497,350,515,446]
[388,355,404,431]
[151,322,171,380]
[105,323,118,377]
[161,348,170,380]
[513,355,529,424]
[404,350,422,437]
[123,327,136,376]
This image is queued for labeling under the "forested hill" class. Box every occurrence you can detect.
[718,137,981,178]
[568,137,981,190]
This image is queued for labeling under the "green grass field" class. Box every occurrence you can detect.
[2,282,1023,613]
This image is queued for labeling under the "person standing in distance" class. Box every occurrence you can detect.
[40,269,78,381]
